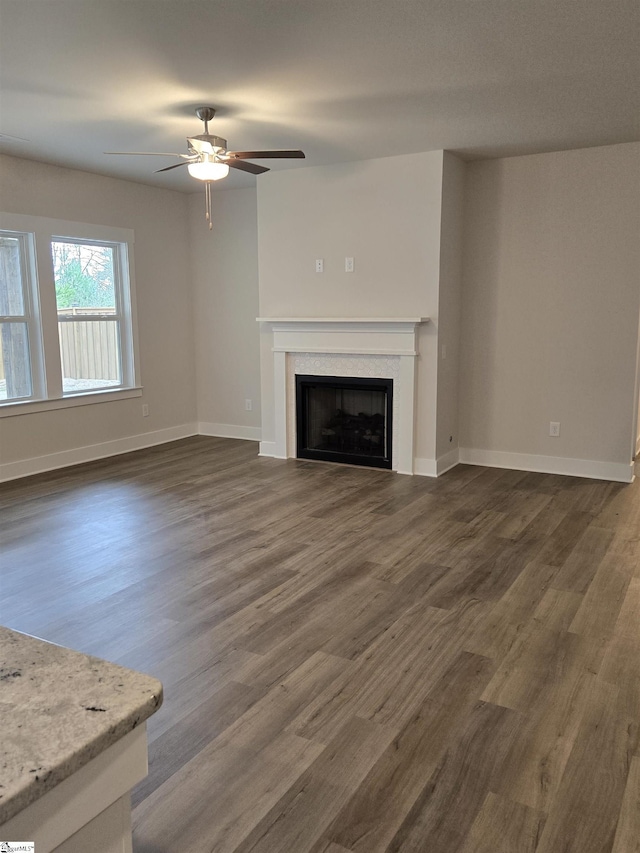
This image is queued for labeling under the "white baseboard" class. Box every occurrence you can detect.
[258,440,277,458]
[0,423,198,483]
[413,449,460,478]
[458,447,635,484]
[437,448,460,476]
[4,429,633,485]
[198,422,261,442]
[413,457,437,477]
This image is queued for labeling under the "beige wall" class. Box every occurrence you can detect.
[4,141,637,480]
[257,152,445,316]
[435,152,465,460]
[0,155,196,467]
[189,187,261,433]
[459,142,640,467]
[636,333,640,454]
[256,150,446,463]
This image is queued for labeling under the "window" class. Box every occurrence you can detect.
[52,239,123,394]
[0,232,38,401]
[0,213,140,414]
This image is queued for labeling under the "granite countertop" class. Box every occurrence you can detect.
[0,625,163,825]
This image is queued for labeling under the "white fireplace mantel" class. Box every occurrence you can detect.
[257,317,428,356]
[257,318,429,474]
[257,317,428,324]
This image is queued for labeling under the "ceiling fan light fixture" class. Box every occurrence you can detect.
[106,107,304,230]
[187,159,230,181]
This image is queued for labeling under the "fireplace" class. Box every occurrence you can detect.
[296,374,393,469]
[258,317,427,474]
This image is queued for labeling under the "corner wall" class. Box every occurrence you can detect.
[459,142,640,482]
[0,155,197,479]
[189,187,261,440]
[435,152,465,468]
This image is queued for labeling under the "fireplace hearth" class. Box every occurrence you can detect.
[296,374,393,469]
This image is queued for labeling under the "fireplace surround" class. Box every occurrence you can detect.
[258,318,427,474]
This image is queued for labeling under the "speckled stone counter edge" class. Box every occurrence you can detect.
[0,626,163,825]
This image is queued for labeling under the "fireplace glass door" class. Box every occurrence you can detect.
[296,375,393,469]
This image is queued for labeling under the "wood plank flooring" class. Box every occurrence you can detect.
[1,436,638,853]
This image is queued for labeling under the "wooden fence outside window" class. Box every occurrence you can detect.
[0,307,120,383]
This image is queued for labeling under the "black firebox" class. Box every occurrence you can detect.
[296,375,393,469]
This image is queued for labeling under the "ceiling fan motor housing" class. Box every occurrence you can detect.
[189,134,227,154]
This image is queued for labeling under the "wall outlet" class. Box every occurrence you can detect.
[245,399,252,411]
[315,259,324,273]
[549,421,560,437]
[345,257,354,273]
[142,404,149,417]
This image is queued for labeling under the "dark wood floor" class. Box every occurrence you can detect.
[1,436,638,853]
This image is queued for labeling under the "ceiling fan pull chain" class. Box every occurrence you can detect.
[205,180,213,230]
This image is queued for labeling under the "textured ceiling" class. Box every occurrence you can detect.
[1,0,638,193]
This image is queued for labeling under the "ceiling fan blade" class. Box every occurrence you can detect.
[154,162,191,173]
[227,150,305,160]
[0,132,29,142]
[104,151,189,157]
[226,159,270,175]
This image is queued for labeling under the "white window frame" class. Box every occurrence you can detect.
[0,229,43,402]
[52,236,130,392]
[0,213,141,417]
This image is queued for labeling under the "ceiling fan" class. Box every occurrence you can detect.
[106,107,305,229]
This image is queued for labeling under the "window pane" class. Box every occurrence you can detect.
[59,319,121,393]
[52,241,116,311]
[0,236,26,316]
[0,322,32,399]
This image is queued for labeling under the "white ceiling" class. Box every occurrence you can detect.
[1,0,638,193]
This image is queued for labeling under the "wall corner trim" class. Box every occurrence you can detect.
[414,450,460,478]
[258,440,278,458]
[436,448,461,476]
[414,457,437,477]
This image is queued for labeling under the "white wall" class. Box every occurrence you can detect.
[189,187,261,438]
[256,151,446,464]
[0,155,196,474]
[459,142,640,477]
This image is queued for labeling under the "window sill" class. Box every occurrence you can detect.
[0,387,143,418]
